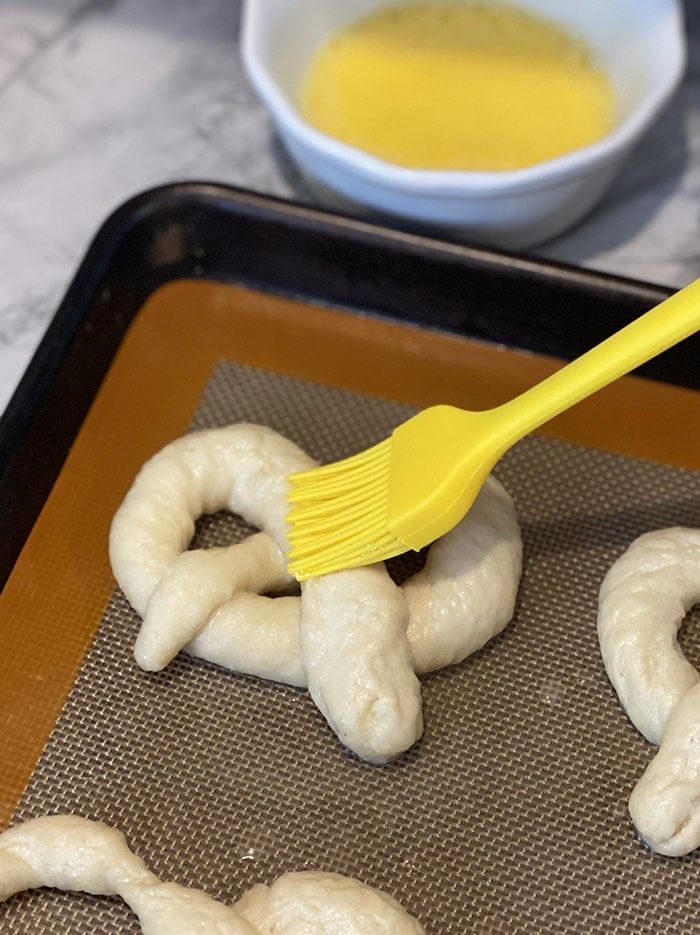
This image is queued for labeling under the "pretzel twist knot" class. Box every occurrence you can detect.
[110,425,522,763]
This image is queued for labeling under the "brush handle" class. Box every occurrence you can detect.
[494,279,700,444]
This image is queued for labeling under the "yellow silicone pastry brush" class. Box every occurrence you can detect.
[287,280,700,580]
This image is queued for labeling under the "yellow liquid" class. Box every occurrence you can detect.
[300,2,615,171]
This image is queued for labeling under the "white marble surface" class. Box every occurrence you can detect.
[1,0,699,414]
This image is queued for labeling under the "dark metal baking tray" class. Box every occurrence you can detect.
[0,182,694,590]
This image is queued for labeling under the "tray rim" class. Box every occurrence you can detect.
[0,182,679,470]
[0,181,693,593]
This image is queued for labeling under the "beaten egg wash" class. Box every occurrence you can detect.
[300,2,615,171]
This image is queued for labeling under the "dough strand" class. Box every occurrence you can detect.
[598,527,700,745]
[0,815,424,934]
[598,527,700,856]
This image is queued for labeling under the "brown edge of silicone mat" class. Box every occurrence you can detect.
[0,278,698,828]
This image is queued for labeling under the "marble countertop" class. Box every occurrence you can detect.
[1,0,699,415]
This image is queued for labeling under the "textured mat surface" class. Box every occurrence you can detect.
[2,360,699,933]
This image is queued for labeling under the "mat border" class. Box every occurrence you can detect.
[0,278,697,833]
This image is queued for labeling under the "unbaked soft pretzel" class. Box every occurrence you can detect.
[598,527,700,856]
[0,815,424,933]
[110,424,522,764]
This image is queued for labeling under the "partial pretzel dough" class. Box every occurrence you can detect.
[0,815,424,934]
[598,527,700,745]
[235,872,424,934]
[598,527,700,856]
[111,425,522,763]
[629,681,700,857]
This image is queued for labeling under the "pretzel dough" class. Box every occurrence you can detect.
[598,527,700,855]
[598,527,700,745]
[0,815,424,933]
[629,681,700,857]
[111,425,522,763]
[235,872,424,934]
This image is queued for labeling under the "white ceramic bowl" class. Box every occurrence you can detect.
[242,0,686,249]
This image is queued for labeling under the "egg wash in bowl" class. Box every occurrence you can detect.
[299,1,615,171]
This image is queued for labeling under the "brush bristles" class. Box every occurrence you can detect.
[287,438,406,579]
[289,439,391,494]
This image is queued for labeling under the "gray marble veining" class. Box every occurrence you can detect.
[0,0,698,413]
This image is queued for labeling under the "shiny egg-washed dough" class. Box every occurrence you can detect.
[110,424,522,763]
[598,527,700,856]
[0,815,424,933]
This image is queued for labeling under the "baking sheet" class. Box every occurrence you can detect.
[2,360,699,933]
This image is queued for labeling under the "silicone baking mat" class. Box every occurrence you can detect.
[1,359,698,933]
